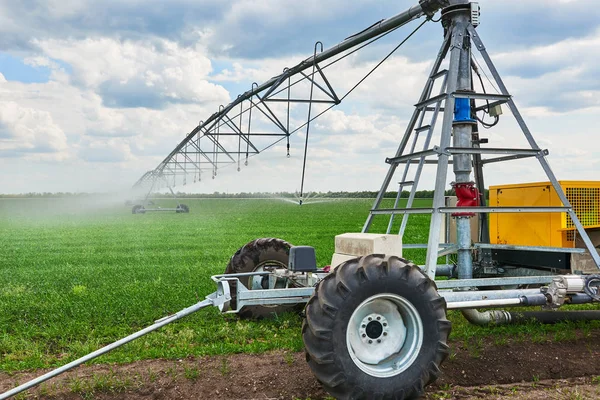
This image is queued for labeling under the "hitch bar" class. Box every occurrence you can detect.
[0,285,231,400]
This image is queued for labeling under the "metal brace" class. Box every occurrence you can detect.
[433,145,452,157]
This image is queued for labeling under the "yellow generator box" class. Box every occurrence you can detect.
[489,181,600,248]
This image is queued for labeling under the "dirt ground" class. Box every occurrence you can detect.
[1,331,599,400]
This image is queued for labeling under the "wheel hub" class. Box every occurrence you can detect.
[346,294,423,378]
[359,313,390,344]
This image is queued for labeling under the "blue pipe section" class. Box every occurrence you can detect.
[454,97,475,122]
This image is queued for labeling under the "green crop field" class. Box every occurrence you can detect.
[0,197,598,373]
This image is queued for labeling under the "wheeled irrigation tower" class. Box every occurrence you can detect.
[3,1,600,399]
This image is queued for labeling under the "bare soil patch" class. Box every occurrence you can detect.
[1,331,599,399]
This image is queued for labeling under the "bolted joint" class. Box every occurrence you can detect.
[419,0,450,17]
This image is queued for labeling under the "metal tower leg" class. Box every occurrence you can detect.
[423,21,465,279]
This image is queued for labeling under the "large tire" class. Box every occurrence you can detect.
[132,205,145,214]
[302,255,451,400]
[176,204,189,213]
[225,238,301,319]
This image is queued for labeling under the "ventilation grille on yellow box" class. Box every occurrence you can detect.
[566,187,600,228]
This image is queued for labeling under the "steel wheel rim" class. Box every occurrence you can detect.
[346,293,423,378]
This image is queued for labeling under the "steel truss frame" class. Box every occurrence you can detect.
[362,6,600,278]
[133,1,449,198]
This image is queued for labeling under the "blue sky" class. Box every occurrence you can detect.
[0,0,599,194]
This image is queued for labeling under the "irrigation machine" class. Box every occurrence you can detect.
[4,0,600,399]
[129,172,190,214]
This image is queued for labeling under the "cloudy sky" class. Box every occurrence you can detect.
[0,0,599,195]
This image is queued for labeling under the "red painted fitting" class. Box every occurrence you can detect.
[452,182,479,217]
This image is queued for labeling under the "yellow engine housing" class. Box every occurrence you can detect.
[489,181,600,248]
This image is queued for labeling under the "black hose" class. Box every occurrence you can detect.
[584,275,600,301]
[508,310,600,324]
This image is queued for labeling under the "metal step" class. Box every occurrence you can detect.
[430,69,448,80]
[398,181,414,187]
[415,124,432,133]
[414,93,446,109]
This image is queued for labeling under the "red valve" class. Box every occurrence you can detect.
[452,182,479,217]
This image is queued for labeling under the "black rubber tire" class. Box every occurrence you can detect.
[176,204,190,213]
[132,205,145,214]
[224,238,301,319]
[302,255,451,400]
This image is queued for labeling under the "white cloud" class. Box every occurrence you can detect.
[486,28,600,111]
[33,37,230,109]
[78,138,132,163]
[0,101,69,159]
[212,62,273,83]
[23,56,58,69]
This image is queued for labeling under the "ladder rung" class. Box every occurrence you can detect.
[415,93,446,109]
[430,69,448,80]
[415,125,431,133]
[386,148,440,164]
[425,107,445,112]
[398,181,414,187]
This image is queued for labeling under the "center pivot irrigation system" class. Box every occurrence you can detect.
[4,0,600,399]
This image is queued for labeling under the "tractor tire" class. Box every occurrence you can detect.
[132,205,145,214]
[176,204,190,213]
[224,238,301,319]
[302,255,451,400]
